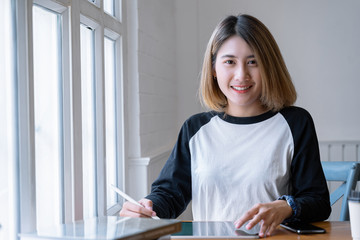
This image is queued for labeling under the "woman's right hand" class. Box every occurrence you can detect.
[119,198,158,218]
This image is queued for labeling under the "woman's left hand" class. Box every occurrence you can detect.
[234,200,293,238]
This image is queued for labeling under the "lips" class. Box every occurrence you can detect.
[231,86,251,91]
[231,85,252,92]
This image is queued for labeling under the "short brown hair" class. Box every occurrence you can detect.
[199,14,297,112]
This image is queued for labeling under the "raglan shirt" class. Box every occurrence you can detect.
[146,106,331,222]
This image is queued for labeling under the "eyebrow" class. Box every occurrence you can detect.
[220,54,255,59]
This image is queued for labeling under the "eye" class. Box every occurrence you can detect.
[247,59,257,66]
[224,60,235,64]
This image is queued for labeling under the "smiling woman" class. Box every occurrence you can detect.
[120,14,331,238]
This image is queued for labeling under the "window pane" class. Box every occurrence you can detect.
[0,0,16,238]
[104,0,114,16]
[33,5,62,229]
[80,24,97,219]
[104,37,117,208]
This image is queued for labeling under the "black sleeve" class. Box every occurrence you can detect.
[145,121,193,219]
[281,107,331,222]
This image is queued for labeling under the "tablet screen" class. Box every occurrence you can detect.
[171,221,259,239]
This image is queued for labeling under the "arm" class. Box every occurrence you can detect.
[145,122,193,219]
[281,107,331,222]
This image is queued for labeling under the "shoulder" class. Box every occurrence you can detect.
[280,106,313,120]
[185,111,218,124]
[279,106,318,144]
[279,106,315,127]
[181,111,219,138]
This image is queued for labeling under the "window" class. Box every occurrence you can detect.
[3,0,127,239]
[33,5,63,228]
[104,0,115,16]
[104,37,118,208]
[80,24,97,219]
[103,0,122,20]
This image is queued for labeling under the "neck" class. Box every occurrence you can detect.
[225,105,268,117]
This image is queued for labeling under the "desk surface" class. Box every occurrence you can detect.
[271,221,351,240]
[172,221,351,240]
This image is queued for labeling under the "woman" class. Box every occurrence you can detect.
[120,14,331,237]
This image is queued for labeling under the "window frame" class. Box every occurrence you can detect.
[11,0,127,238]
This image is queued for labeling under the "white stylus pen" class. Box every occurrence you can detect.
[110,184,160,219]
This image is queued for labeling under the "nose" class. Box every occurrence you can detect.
[234,64,250,80]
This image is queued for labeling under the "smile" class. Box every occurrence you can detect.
[231,86,251,91]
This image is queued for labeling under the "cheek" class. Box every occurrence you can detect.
[252,67,262,77]
[215,66,230,80]
[216,79,230,95]
[214,61,226,76]
[250,71,262,85]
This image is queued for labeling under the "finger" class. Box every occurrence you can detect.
[234,215,252,228]
[139,198,153,211]
[120,208,149,218]
[266,222,278,237]
[258,220,269,238]
[139,199,159,217]
[119,202,143,217]
[121,201,154,218]
[234,207,259,228]
[246,213,262,230]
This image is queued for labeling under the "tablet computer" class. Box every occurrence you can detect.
[20,217,181,240]
[171,221,259,239]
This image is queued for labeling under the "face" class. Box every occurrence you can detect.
[214,35,264,117]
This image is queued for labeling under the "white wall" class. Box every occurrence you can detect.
[127,0,179,201]
[137,0,178,156]
[175,0,204,127]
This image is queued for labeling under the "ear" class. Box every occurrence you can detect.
[212,70,217,79]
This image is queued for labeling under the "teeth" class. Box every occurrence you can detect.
[232,86,250,91]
